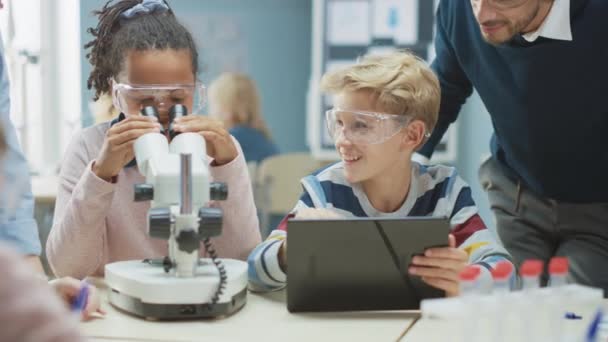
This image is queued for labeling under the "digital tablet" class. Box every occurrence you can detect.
[286,216,450,312]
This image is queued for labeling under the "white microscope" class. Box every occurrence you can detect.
[105,105,248,319]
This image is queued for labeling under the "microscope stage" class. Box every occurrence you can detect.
[105,259,248,319]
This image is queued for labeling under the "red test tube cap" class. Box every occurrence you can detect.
[549,257,569,275]
[491,261,513,280]
[459,265,481,282]
[520,259,543,277]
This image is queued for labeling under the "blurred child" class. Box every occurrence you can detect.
[0,124,101,342]
[47,0,261,278]
[0,245,85,342]
[248,51,512,296]
[208,73,279,163]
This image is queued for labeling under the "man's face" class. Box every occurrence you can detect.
[470,0,543,45]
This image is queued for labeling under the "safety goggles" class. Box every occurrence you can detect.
[112,81,206,116]
[470,0,528,10]
[325,108,413,145]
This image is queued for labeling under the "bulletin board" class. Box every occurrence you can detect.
[307,0,457,162]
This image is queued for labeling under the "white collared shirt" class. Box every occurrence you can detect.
[523,0,572,42]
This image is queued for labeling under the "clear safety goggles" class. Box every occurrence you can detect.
[112,81,206,116]
[325,108,413,145]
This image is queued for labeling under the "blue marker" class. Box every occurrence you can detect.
[71,283,89,313]
[586,309,603,342]
[565,312,582,320]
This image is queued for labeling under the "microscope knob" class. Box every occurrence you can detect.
[162,256,173,273]
[198,207,223,238]
[210,182,228,201]
[134,183,154,202]
[176,230,200,254]
[148,207,171,239]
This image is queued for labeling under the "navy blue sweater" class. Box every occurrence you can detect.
[420,0,608,202]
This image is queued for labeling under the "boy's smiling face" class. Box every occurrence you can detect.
[332,90,411,184]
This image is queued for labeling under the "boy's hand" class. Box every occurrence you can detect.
[172,116,238,165]
[294,208,342,219]
[408,234,467,297]
[49,277,106,320]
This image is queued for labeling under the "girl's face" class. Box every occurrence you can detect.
[118,49,195,126]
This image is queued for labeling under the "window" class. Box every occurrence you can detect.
[0,0,82,175]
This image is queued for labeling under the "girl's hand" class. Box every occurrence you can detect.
[93,116,161,181]
[49,277,106,321]
[173,116,238,165]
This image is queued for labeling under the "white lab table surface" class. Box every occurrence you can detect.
[401,304,607,342]
[81,280,418,342]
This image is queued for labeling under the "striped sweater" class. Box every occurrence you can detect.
[248,161,513,292]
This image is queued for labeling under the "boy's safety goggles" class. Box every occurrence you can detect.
[325,108,414,145]
[112,82,206,116]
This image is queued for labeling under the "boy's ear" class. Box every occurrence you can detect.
[401,120,426,150]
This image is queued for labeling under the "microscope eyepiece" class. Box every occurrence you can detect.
[169,104,188,140]
[169,104,188,121]
[140,106,160,119]
[140,106,165,134]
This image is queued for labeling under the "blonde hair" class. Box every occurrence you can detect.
[208,73,272,139]
[320,51,440,134]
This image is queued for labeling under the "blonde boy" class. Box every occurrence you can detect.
[248,51,512,296]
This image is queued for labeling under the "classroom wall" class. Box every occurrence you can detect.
[454,92,495,230]
[79,0,311,153]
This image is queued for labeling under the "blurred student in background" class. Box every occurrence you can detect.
[208,73,279,164]
[0,123,100,342]
[0,1,103,325]
[0,14,43,273]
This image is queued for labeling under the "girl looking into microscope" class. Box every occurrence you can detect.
[47,0,261,278]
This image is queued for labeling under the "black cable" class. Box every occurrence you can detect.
[202,237,227,308]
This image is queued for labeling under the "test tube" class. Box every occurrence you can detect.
[520,259,543,290]
[548,257,569,287]
[459,265,481,296]
[491,260,513,294]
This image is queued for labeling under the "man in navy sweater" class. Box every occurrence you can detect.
[419,0,608,292]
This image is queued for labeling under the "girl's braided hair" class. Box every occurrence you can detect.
[85,0,199,100]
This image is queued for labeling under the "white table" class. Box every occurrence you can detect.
[81,281,418,342]
[402,306,603,342]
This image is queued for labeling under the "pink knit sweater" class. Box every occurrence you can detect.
[46,122,261,278]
